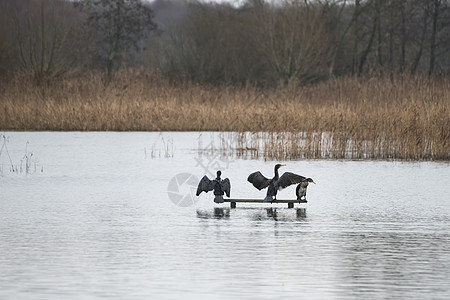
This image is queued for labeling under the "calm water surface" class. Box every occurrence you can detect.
[1,132,449,299]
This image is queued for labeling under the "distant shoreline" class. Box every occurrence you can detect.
[1,71,449,160]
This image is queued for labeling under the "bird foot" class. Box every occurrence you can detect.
[298,199,308,203]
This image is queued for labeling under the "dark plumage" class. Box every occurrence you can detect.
[247,164,307,203]
[196,170,231,203]
[296,178,315,203]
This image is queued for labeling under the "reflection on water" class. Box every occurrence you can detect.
[197,207,231,219]
[1,132,450,299]
[197,207,306,221]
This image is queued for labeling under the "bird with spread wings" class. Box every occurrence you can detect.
[248,164,314,203]
[196,170,231,203]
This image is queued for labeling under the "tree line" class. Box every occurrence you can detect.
[0,0,449,86]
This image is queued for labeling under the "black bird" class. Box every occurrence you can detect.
[296,177,315,203]
[247,164,308,203]
[196,170,231,203]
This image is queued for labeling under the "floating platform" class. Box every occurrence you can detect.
[224,198,305,209]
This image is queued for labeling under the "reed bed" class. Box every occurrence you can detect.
[1,70,449,160]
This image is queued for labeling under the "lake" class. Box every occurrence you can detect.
[1,132,449,299]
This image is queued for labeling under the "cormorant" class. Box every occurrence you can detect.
[247,164,308,203]
[296,177,315,203]
[196,170,231,203]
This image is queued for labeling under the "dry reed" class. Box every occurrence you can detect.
[1,70,449,160]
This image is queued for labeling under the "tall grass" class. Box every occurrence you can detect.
[1,70,449,160]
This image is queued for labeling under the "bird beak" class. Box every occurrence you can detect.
[281,164,286,167]
[312,180,316,184]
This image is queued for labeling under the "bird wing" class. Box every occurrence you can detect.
[221,178,231,197]
[196,175,214,196]
[247,171,271,190]
[277,172,306,189]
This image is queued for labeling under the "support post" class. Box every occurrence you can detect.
[230,202,236,209]
[288,202,294,209]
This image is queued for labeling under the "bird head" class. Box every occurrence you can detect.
[275,164,285,170]
[216,170,222,178]
[306,178,315,184]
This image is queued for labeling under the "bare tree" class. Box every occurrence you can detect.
[410,1,429,75]
[254,1,333,84]
[324,0,356,77]
[429,0,441,74]
[8,0,81,84]
[75,0,157,78]
[0,1,14,77]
